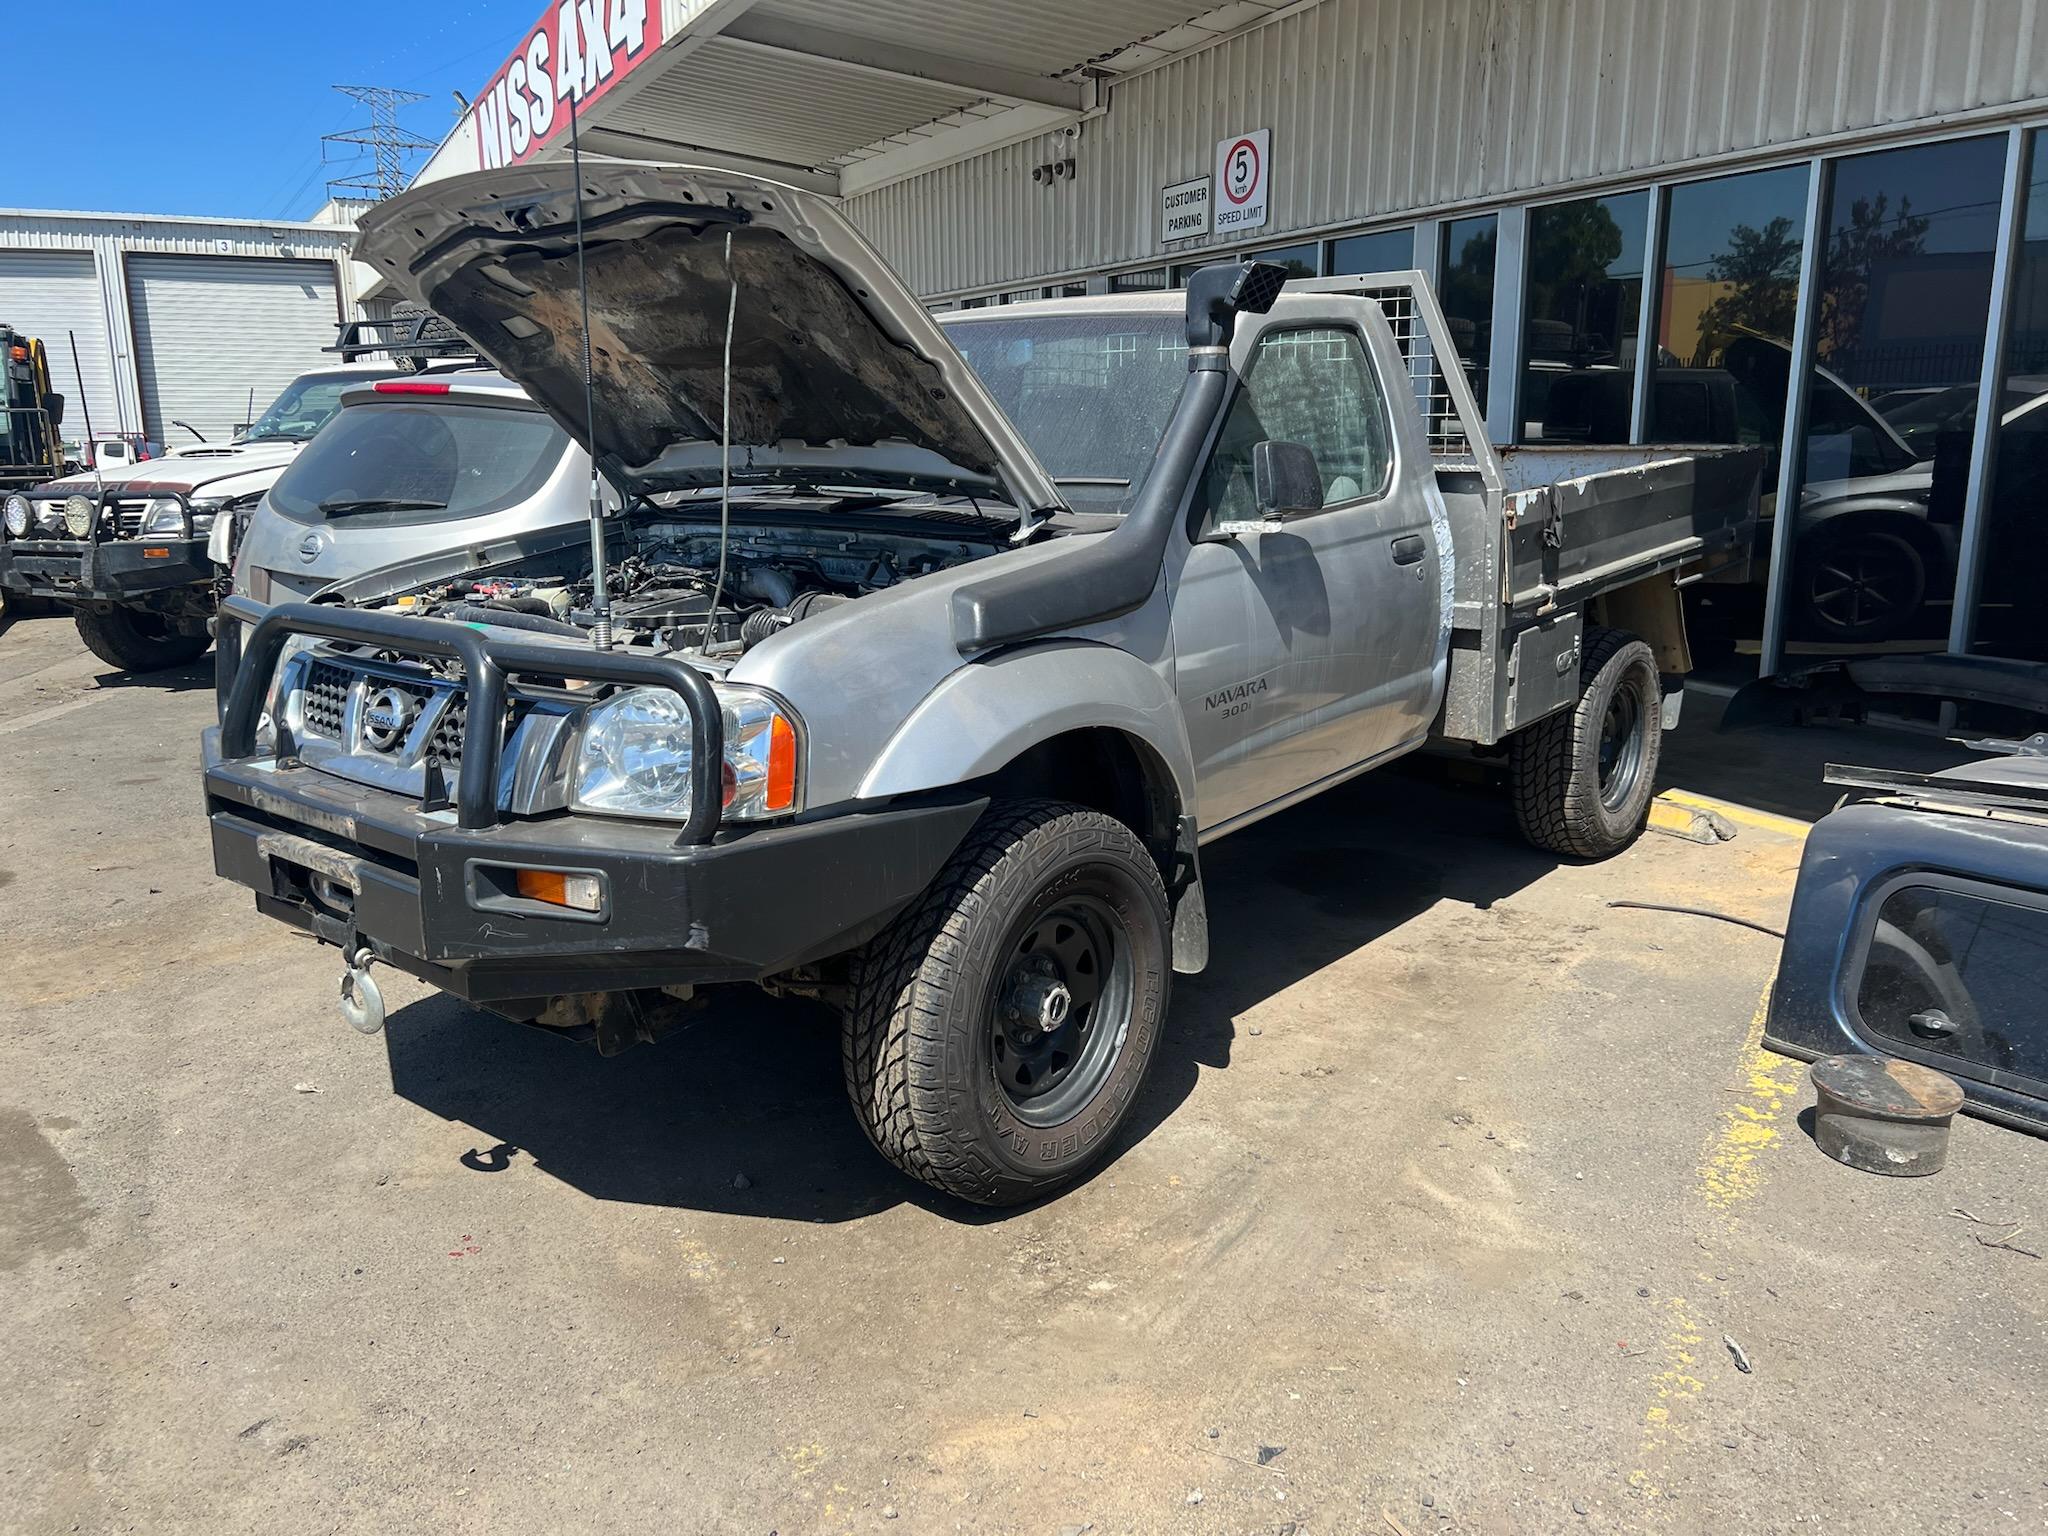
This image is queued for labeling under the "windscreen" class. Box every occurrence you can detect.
[242,376,356,444]
[269,401,567,527]
[948,314,1186,512]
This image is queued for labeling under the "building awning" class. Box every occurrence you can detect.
[417,0,1301,197]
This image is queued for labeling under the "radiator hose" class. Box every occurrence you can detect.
[437,601,587,638]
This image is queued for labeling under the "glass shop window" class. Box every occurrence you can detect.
[1521,191,1650,445]
[1782,134,2005,662]
[1440,214,1497,404]
[1972,128,2048,662]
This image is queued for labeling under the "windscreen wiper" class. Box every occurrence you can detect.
[316,496,449,514]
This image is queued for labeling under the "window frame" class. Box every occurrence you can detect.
[1840,866,2048,1098]
[1185,318,1402,542]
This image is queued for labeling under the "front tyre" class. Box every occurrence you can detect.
[74,606,210,672]
[1510,626,1662,859]
[844,799,1171,1206]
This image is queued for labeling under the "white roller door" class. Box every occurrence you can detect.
[126,256,339,445]
[0,249,123,446]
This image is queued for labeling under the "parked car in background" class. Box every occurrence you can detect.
[230,370,605,609]
[87,434,168,470]
[1,329,465,670]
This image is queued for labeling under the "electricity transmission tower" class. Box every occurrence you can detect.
[323,85,437,201]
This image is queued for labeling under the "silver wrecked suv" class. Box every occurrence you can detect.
[232,370,617,607]
[202,163,1760,1206]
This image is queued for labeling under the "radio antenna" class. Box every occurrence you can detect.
[697,229,736,649]
[67,331,106,500]
[567,90,613,650]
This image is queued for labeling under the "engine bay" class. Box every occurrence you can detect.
[361,510,1011,658]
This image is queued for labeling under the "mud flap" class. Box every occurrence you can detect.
[1168,813,1209,975]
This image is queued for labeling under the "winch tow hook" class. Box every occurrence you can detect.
[339,948,386,1035]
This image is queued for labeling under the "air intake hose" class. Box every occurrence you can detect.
[740,590,849,650]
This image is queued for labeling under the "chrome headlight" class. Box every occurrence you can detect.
[571,684,801,824]
[573,687,698,820]
[62,495,96,537]
[142,496,217,535]
[2,494,28,537]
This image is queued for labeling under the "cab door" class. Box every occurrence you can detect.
[1168,298,1445,835]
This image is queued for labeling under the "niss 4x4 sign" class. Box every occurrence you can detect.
[473,0,663,169]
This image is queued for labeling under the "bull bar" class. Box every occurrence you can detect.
[214,595,726,841]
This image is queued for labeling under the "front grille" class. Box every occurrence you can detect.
[111,501,147,537]
[284,653,554,808]
[426,696,466,769]
[301,662,351,737]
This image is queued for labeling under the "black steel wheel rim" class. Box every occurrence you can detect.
[1598,681,1646,812]
[987,892,1132,1128]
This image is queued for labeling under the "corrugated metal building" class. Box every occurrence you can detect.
[422,0,2048,680]
[0,208,366,451]
[845,0,2048,299]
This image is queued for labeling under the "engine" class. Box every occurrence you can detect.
[370,516,995,657]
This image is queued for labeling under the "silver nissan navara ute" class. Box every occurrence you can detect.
[203,164,1761,1205]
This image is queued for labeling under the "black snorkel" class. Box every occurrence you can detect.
[948,260,1287,654]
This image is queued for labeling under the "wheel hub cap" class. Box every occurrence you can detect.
[1005,967,1073,1037]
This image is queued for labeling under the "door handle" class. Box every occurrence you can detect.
[1908,1009,1959,1038]
[1391,534,1426,565]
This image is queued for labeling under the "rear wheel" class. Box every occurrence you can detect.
[1796,526,1927,644]
[843,799,1170,1206]
[1510,626,1662,859]
[74,606,210,672]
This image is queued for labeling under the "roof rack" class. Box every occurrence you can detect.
[327,312,476,371]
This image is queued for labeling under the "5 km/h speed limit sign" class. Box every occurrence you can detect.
[1214,128,1270,233]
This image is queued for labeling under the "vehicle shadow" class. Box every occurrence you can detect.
[381,761,1557,1224]
[1660,684,1983,824]
[86,650,215,694]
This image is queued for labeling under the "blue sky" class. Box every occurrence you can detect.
[11,0,541,221]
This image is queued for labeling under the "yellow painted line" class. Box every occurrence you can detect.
[1699,987,1805,1220]
[1658,788,1811,841]
[1629,974,1803,1511]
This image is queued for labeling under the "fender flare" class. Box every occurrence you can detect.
[856,640,1197,810]
[856,641,1210,974]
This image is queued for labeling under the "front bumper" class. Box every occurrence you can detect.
[204,734,983,1003]
[205,599,985,1007]
[0,534,212,603]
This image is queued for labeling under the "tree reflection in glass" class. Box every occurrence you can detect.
[1521,192,1647,445]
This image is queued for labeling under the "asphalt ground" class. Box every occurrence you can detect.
[3,610,2044,1535]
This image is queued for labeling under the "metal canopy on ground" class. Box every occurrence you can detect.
[420,0,1301,196]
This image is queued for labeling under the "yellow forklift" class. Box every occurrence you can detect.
[0,326,69,620]
[0,325,67,492]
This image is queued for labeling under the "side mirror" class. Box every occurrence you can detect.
[1252,439,1323,518]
